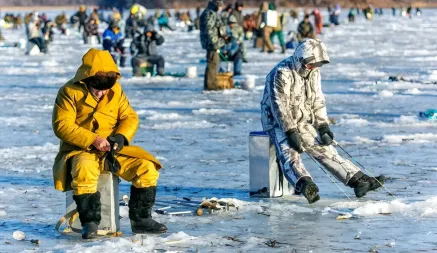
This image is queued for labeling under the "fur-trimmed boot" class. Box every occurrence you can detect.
[129,186,167,233]
[73,191,101,239]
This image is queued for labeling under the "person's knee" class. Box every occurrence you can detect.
[158,56,165,67]
[131,160,159,188]
[71,153,100,194]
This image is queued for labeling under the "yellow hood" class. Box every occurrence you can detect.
[72,48,120,83]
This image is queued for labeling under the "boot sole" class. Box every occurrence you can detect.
[81,234,99,240]
[369,176,386,191]
[355,176,386,198]
[304,184,320,204]
[132,228,167,234]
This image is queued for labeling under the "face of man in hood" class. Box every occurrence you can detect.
[83,71,118,99]
[292,39,330,77]
[89,86,108,100]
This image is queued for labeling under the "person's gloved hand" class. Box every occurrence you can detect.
[107,134,126,153]
[318,124,334,145]
[152,31,160,40]
[102,134,126,174]
[103,149,121,174]
[286,129,304,153]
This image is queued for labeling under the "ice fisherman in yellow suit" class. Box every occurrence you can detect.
[52,48,167,239]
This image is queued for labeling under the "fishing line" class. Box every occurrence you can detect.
[332,140,396,198]
[305,151,353,201]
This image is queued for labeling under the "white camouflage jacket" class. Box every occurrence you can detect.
[261,39,330,132]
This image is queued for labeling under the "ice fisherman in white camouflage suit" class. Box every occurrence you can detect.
[261,39,384,203]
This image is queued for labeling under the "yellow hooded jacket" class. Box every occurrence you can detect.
[52,49,162,192]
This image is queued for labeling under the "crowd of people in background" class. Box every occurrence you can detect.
[0,1,425,80]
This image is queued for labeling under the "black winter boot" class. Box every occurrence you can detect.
[129,186,167,233]
[348,173,385,198]
[297,177,320,204]
[157,68,165,76]
[73,191,101,239]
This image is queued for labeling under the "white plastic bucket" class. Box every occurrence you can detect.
[90,35,98,45]
[186,66,197,78]
[27,42,40,56]
[241,75,256,90]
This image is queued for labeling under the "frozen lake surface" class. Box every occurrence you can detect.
[0,9,437,253]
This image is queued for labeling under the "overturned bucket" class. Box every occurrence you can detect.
[241,75,256,90]
[186,66,197,78]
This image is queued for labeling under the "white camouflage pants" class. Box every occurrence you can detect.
[266,123,362,190]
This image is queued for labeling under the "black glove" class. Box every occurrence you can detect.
[103,149,121,174]
[103,134,126,174]
[286,129,304,153]
[107,134,126,153]
[318,124,334,145]
[152,31,159,39]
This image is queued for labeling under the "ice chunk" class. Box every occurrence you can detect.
[378,90,394,97]
[13,231,26,240]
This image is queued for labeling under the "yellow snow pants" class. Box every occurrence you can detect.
[70,152,159,195]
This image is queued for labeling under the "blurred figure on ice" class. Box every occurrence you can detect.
[416,7,422,16]
[125,13,138,39]
[130,3,147,24]
[71,5,88,32]
[112,8,122,23]
[253,3,265,49]
[348,8,356,22]
[83,13,100,44]
[355,5,361,15]
[39,13,48,23]
[220,15,243,75]
[243,13,257,40]
[329,4,341,26]
[13,14,22,29]
[196,6,201,19]
[52,48,166,239]
[285,31,298,49]
[130,25,165,77]
[290,9,299,23]
[230,2,244,27]
[109,9,125,37]
[374,8,383,16]
[312,8,323,35]
[269,3,286,54]
[364,5,374,20]
[157,10,174,31]
[102,21,126,67]
[4,13,15,25]
[194,6,202,30]
[401,7,407,17]
[177,11,194,30]
[297,15,315,42]
[392,7,396,16]
[407,5,413,18]
[200,0,226,90]
[41,16,56,44]
[27,15,47,53]
[55,12,68,35]
[228,15,247,61]
[24,13,33,39]
[221,4,233,25]
[175,10,181,21]
[260,39,385,204]
[258,2,277,53]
